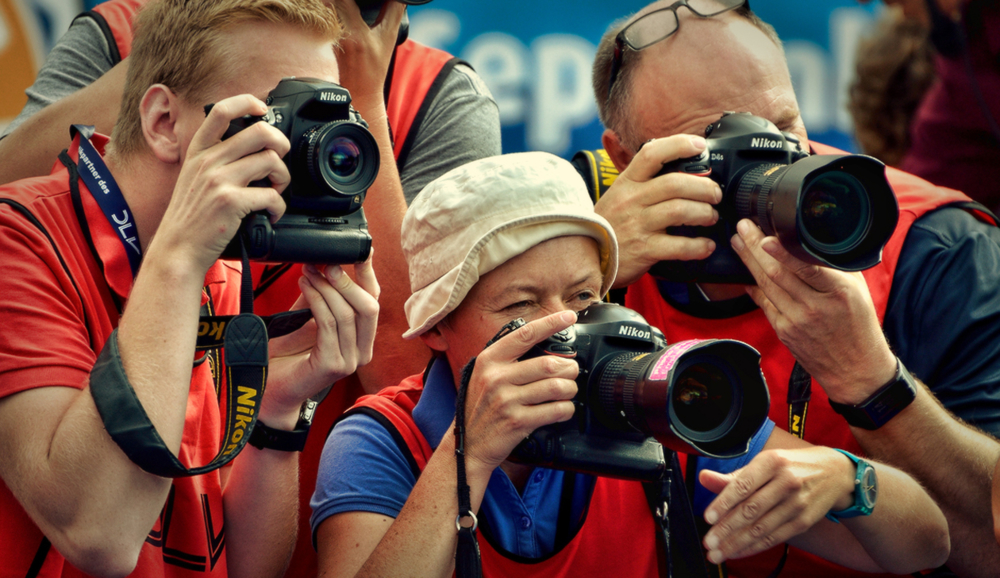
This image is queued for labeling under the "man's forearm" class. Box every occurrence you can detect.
[0,61,127,185]
[351,104,430,393]
[223,446,300,578]
[851,383,1000,576]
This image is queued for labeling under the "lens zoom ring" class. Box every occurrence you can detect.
[734,164,783,237]
[598,353,652,429]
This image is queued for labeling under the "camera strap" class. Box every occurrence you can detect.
[454,355,483,578]
[67,126,278,477]
[760,361,813,578]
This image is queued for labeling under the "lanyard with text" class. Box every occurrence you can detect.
[74,125,142,278]
[73,125,271,477]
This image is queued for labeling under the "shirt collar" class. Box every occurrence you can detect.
[412,356,458,450]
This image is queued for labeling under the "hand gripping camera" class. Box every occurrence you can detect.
[217,78,379,264]
[512,302,770,481]
[651,112,899,283]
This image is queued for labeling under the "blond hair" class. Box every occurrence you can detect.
[111,0,342,157]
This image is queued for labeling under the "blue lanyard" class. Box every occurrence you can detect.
[74,125,142,278]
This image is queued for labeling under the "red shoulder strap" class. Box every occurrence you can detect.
[386,40,460,165]
[342,376,434,473]
[87,0,146,63]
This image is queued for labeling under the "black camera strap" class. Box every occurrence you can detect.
[454,355,483,578]
[761,361,813,578]
[64,126,299,477]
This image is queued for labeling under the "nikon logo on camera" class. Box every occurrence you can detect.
[750,138,783,149]
[320,91,348,103]
[619,325,652,340]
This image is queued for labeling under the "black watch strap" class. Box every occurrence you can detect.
[829,358,917,430]
[248,420,310,452]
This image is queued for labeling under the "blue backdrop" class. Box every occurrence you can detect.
[33,1,883,156]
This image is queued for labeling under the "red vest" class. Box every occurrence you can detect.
[0,134,238,578]
[627,143,981,577]
[347,374,662,578]
[89,0,143,62]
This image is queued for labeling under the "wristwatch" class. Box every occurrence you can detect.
[248,398,319,452]
[828,357,917,430]
[825,449,878,522]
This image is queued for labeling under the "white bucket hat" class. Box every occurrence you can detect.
[401,151,619,339]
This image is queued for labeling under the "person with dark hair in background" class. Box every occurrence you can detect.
[849,5,938,166]
[0,0,380,575]
[0,1,500,575]
[592,0,1000,576]
[860,0,1000,211]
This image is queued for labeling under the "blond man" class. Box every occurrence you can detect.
[0,1,379,576]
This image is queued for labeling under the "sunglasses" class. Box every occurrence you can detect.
[607,0,748,98]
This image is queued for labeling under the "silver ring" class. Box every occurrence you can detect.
[455,512,478,532]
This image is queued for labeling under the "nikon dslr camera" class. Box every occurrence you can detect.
[216,77,378,264]
[653,112,899,283]
[512,302,770,481]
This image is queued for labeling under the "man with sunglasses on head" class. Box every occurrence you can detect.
[593,1,1000,576]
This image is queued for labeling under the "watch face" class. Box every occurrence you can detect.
[860,465,878,510]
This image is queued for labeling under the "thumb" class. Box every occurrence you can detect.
[699,469,732,495]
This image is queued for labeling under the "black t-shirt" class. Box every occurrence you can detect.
[885,206,1000,436]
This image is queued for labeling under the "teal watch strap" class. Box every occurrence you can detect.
[825,448,877,523]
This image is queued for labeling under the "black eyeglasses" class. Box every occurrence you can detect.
[607,0,748,98]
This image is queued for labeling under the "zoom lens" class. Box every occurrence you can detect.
[595,339,769,458]
[799,172,872,255]
[734,154,898,272]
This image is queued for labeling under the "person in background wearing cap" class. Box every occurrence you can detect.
[309,151,948,578]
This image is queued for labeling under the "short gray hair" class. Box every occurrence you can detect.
[592,6,783,152]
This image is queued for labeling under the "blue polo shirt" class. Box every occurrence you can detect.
[310,357,773,556]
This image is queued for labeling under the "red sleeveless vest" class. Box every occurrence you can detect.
[89,0,143,61]
[347,374,662,578]
[627,143,982,577]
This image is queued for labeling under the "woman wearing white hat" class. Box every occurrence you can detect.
[310,152,948,578]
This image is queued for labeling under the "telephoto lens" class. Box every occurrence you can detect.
[733,154,898,271]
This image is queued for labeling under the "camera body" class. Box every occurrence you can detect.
[217,77,377,264]
[653,112,898,283]
[512,303,770,481]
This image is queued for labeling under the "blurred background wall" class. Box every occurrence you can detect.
[1,0,882,155]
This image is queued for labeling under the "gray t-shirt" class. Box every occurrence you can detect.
[3,15,501,204]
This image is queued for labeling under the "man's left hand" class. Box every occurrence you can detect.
[262,255,380,425]
[731,218,896,404]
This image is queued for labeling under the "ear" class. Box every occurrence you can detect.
[418,325,449,354]
[602,128,634,173]
[139,84,185,165]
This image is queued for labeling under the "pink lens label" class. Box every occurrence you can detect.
[647,340,703,381]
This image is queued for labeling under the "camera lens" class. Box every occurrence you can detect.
[799,171,871,255]
[325,136,362,181]
[734,154,898,272]
[670,357,736,435]
[593,339,769,458]
[303,121,380,197]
